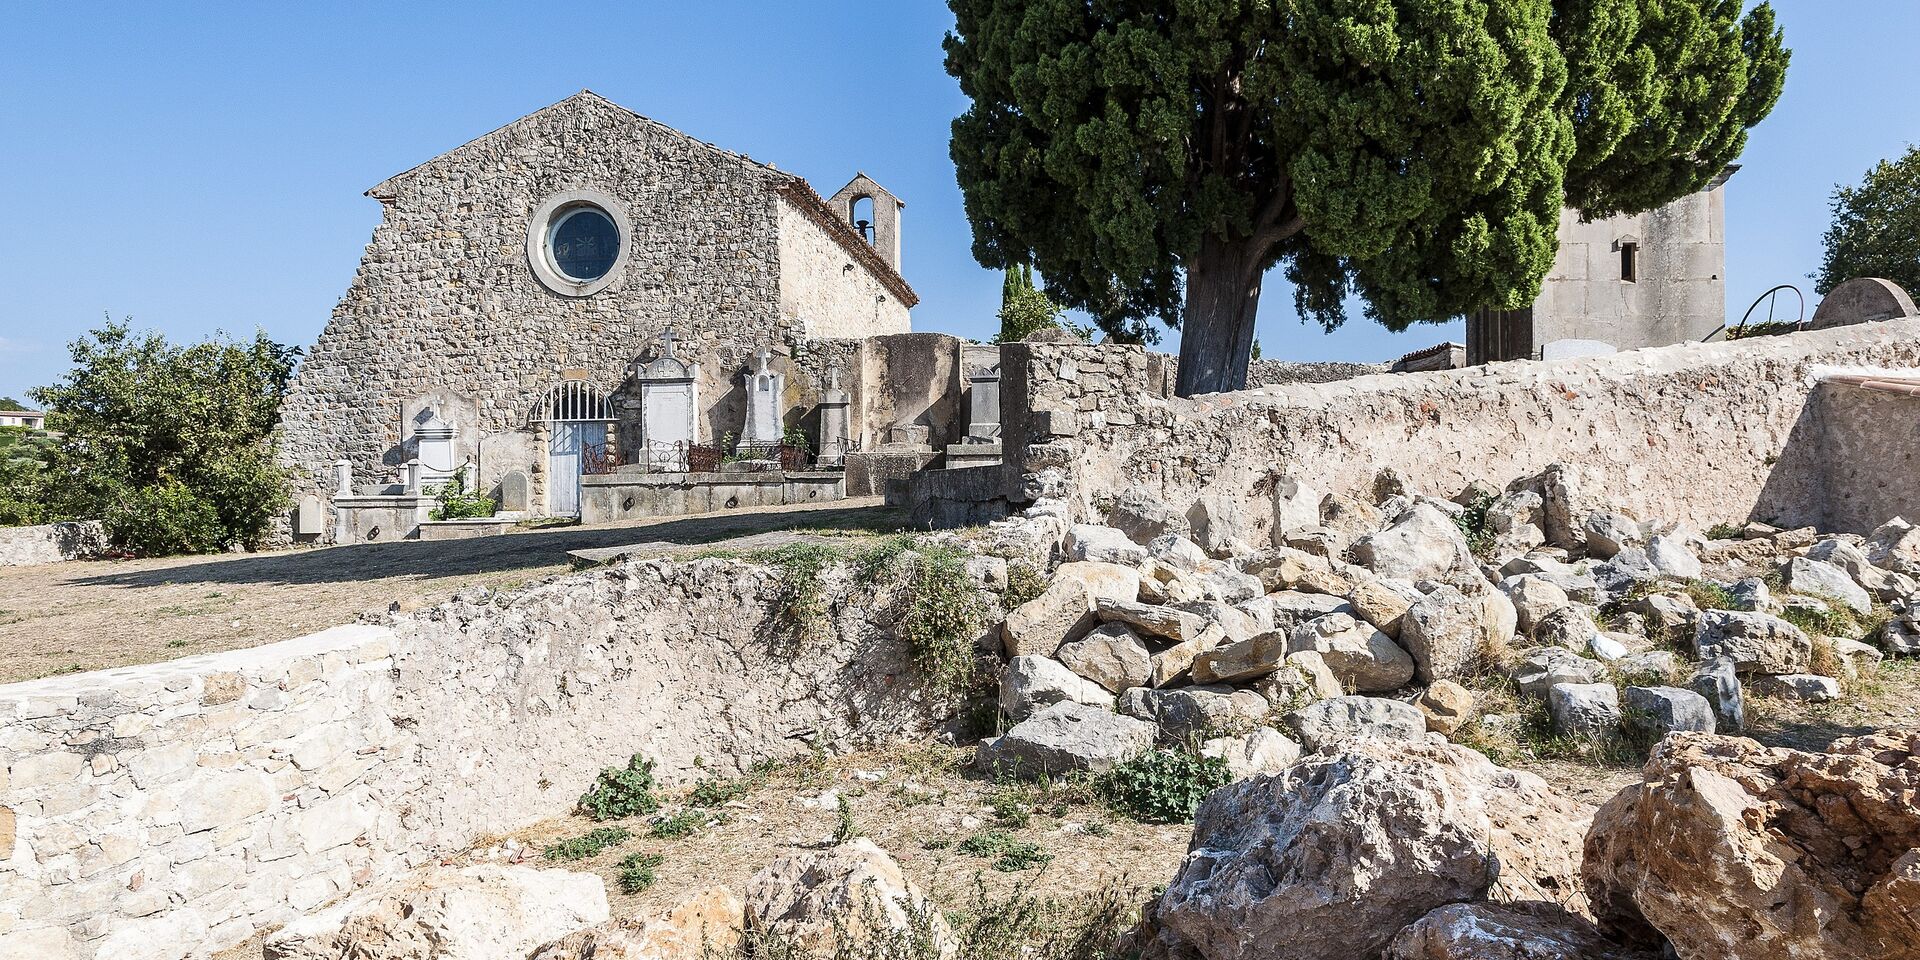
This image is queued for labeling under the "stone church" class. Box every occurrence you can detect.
[279,91,978,534]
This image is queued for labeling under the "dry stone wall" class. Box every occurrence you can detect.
[0,521,105,567]
[992,319,1920,536]
[0,557,941,960]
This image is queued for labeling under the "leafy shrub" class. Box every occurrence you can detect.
[1003,561,1047,610]
[755,542,839,645]
[542,826,631,861]
[1101,749,1231,824]
[1453,491,1497,558]
[430,470,496,520]
[894,545,987,701]
[687,763,770,808]
[956,830,1053,872]
[617,851,665,893]
[577,755,662,821]
[105,481,226,555]
[832,794,861,844]
[650,808,719,839]
[1705,522,1745,541]
[1685,580,1739,612]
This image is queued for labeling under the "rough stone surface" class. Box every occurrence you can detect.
[1190,631,1290,685]
[999,655,1114,719]
[1687,656,1745,733]
[1201,728,1303,780]
[1784,556,1874,614]
[1530,605,1600,652]
[1064,523,1150,566]
[1621,685,1714,737]
[1286,612,1415,693]
[1097,597,1211,643]
[264,865,610,960]
[0,521,106,567]
[1399,586,1514,683]
[1283,696,1428,751]
[1581,512,1642,560]
[1692,610,1812,674]
[1055,624,1152,692]
[1385,901,1648,960]
[1417,680,1476,737]
[1251,651,1345,709]
[744,840,951,956]
[531,885,743,960]
[1153,686,1271,744]
[1501,575,1570,638]
[1346,577,1418,637]
[1547,683,1621,737]
[1867,517,1920,575]
[1511,647,1608,699]
[1584,731,1920,960]
[977,702,1156,778]
[1750,673,1842,702]
[1002,561,1138,657]
[1147,738,1591,960]
[1352,504,1477,584]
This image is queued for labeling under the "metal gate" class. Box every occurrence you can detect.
[539,380,612,518]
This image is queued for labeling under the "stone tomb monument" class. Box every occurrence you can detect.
[816,366,853,468]
[632,332,700,469]
[947,345,1003,468]
[742,348,785,446]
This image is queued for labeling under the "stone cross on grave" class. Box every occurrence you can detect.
[657,329,680,359]
[754,347,774,376]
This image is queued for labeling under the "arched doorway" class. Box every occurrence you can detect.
[537,380,613,517]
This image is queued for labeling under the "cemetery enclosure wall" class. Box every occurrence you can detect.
[986,320,1920,537]
[0,521,106,567]
[0,558,937,960]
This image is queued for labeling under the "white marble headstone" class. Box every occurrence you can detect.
[742,348,785,445]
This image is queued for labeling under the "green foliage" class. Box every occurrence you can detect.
[944,0,1788,387]
[542,826,632,862]
[754,542,841,645]
[687,762,772,808]
[993,264,1066,344]
[782,424,811,452]
[1003,561,1047,610]
[1454,491,1498,558]
[892,544,988,701]
[0,425,60,526]
[1724,320,1800,340]
[1101,749,1231,824]
[956,830,1053,872]
[617,851,665,894]
[429,470,497,521]
[576,755,662,821]
[1685,580,1739,612]
[1817,145,1920,297]
[1705,522,1745,540]
[832,794,861,844]
[649,808,720,840]
[4,321,298,553]
[0,397,25,411]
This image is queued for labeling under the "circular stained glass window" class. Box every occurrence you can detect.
[547,206,621,282]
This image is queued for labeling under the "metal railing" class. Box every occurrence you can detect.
[622,439,828,474]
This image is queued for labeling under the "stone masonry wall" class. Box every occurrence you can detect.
[0,521,105,567]
[777,198,912,340]
[991,319,1920,537]
[0,557,941,960]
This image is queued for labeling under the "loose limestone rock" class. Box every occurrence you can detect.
[1346,577,1418,638]
[1202,728,1303,780]
[1064,523,1150,566]
[1692,610,1812,674]
[1750,673,1842,702]
[1581,511,1643,560]
[1416,680,1476,737]
[1547,683,1620,738]
[1097,597,1211,643]
[531,886,743,960]
[265,865,610,960]
[1621,685,1714,738]
[744,839,952,956]
[1191,631,1289,685]
[1352,504,1476,584]
[1385,901,1648,960]
[1501,575,1570,638]
[1252,651,1345,709]
[1146,738,1592,960]
[999,655,1113,719]
[1687,656,1745,733]
[1320,492,1385,543]
[1530,605,1600,653]
[1784,556,1874,615]
[1286,612,1415,693]
[977,702,1157,778]
[1583,731,1920,960]
[1283,695,1427,751]
[1511,647,1608,699]
[1398,586,1514,684]
[1002,561,1137,658]
[1055,624,1152,692]
[1270,476,1325,539]
[1154,685,1271,744]
[1867,517,1920,575]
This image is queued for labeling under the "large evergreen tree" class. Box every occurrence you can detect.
[1816,145,1920,298]
[945,0,1788,396]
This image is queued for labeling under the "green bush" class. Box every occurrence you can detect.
[429,471,496,521]
[894,545,987,701]
[617,851,665,893]
[956,829,1053,872]
[577,755,662,821]
[542,826,631,861]
[105,480,226,555]
[1102,749,1231,824]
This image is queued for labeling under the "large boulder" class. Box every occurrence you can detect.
[1510,647,1608,699]
[1644,534,1702,580]
[1104,486,1194,544]
[1262,590,1356,632]
[1202,727,1303,780]
[1188,491,1272,557]
[1783,556,1874,615]
[1398,586,1515,684]
[1583,731,1920,960]
[1097,597,1213,643]
[1692,610,1812,675]
[1500,575,1570,638]
[1064,523,1150,565]
[1547,683,1620,738]
[1270,476,1325,539]
[977,702,1157,779]
[1145,739,1592,960]
[1283,695,1427,751]
[265,865,609,960]
[1287,612,1416,692]
[744,840,952,955]
[1621,685,1714,738]
[1385,901,1650,960]
[999,655,1113,719]
[1808,537,1916,600]
[1352,504,1477,584]
[1152,685,1271,744]
[1001,561,1137,657]
[1056,624,1153,692]
[1582,511,1644,560]
[1346,577,1419,638]
[531,886,743,960]
[1867,517,1920,575]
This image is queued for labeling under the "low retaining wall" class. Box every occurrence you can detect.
[0,521,105,566]
[0,557,941,960]
[580,470,845,524]
[969,319,1920,536]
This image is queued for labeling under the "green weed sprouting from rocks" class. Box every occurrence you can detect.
[1685,580,1739,612]
[833,794,861,844]
[1453,491,1497,558]
[687,760,774,808]
[617,851,665,893]
[893,544,987,702]
[650,808,725,839]
[1101,749,1231,824]
[577,754,662,821]
[754,542,842,645]
[1003,561,1048,610]
[543,826,632,861]
[1705,522,1745,541]
[957,830,1053,872]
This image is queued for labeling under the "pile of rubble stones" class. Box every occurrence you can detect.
[979,462,1920,779]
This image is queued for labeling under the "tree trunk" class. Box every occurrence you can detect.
[1175,235,1264,398]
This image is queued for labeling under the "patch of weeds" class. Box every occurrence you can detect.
[165,638,190,649]
[687,760,774,808]
[922,836,954,850]
[577,755,662,821]
[957,830,1054,872]
[650,808,724,839]
[1101,749,1231,824]
[1453,491,1497,558]
[616,851,664,894]
[1781,599,1890,643]
[1705,522,1745,541]
[753,542,841,645]
[542,826,631,862]
[987,785,1034,828]
[893,543,988,702]
[832,794,861,844]
[853,533,916,581]
[44,664,85,678]
[1685,580,1738,612]
[1003,561,1048,610]
[1082,819,1112,838]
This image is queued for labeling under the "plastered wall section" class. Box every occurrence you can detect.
[0,557,937,960]
[999,319,1920,536]
[776,198,912,340]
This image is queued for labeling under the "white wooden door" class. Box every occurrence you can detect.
[547,421,604,517]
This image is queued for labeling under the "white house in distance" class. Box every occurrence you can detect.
[0,411,46,430]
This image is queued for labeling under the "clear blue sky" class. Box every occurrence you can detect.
[2,1,1914,403]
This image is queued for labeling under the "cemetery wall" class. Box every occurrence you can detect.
[777,198,912,340]
[0,557,938,960]
[980,319,1920,537]
[0,521,105,567]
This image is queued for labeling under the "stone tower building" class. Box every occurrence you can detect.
[278,91,916,527]
[1468,169,1733,363]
